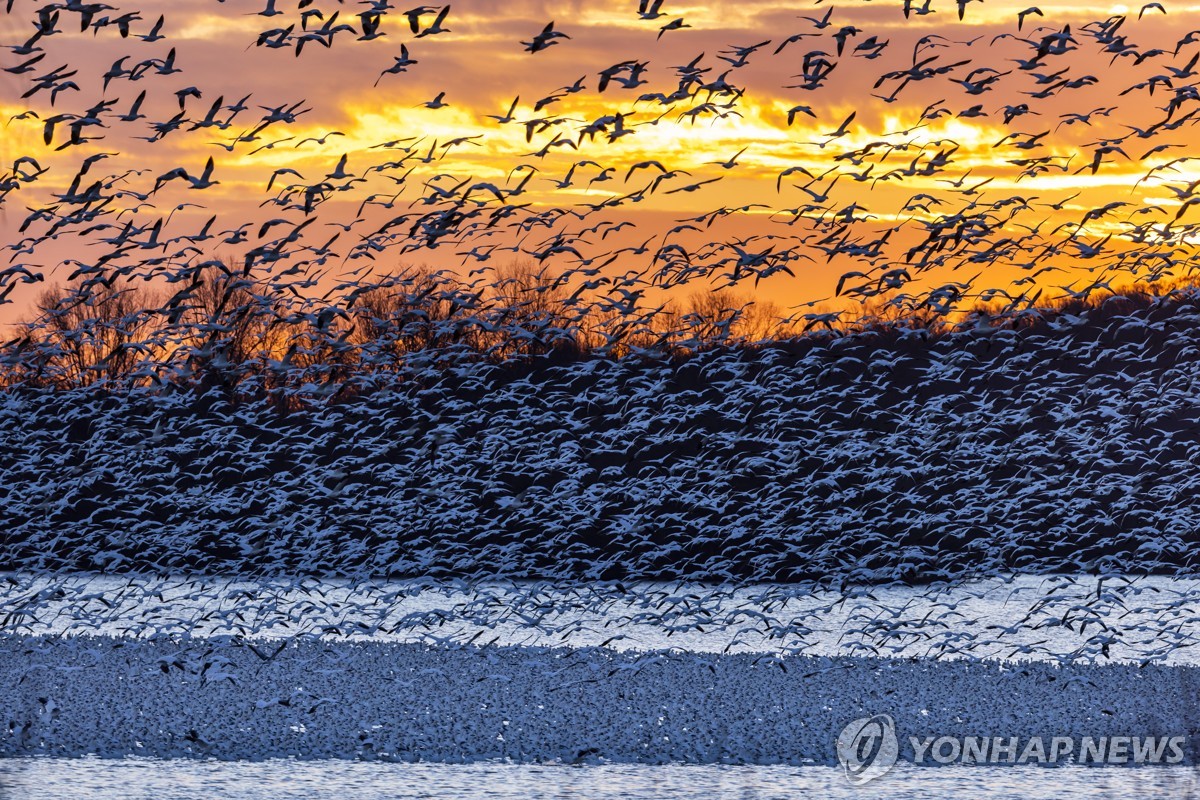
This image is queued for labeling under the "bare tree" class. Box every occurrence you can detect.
[15,280,160,388]
[676,289,787,346]
[351,265,485,366]
[482,260,579,358]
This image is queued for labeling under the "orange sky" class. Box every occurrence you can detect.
[3,0,1200,329]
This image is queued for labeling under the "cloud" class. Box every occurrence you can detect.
[2,0,1200,326]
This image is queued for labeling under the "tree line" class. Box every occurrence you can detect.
[1,258,1189,401]
[0,261,794,398]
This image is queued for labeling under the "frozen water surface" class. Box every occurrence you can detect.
[4,573,1199,795]
[3,572,1200,664]
[2,759,1199,800]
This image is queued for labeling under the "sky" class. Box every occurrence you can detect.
[3,0,1200,330]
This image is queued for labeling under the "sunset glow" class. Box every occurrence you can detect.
[3,0,1200,330]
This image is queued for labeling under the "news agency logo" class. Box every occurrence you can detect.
[836,714,899,785]
[836,714,1189,785]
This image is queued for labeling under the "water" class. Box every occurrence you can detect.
[4,573,1199,795]
[2,759,1198,800]
[4,572,1199,664]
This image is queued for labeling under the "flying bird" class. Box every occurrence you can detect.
[658,18,690,39]
[522,22,570,53]
[413,5,451,37]
[376,44,418,85]
[419,91,449,109]
[638,0,666,20]
[1017,7,1042,30]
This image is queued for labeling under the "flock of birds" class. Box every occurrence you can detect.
[3,0,1200,768]
[3,293,1200,587]
[4,572,1200,664]
[6,621,1193,763]
[2,573,1199,762]
[2,0,1200,386]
